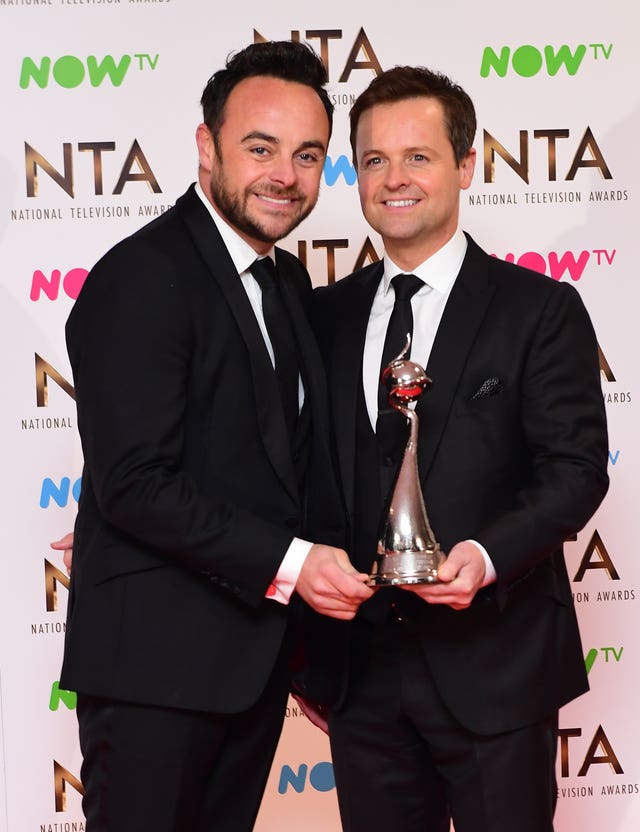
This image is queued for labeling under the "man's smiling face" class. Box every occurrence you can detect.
[197,75,330,253]
[355,95,475,269]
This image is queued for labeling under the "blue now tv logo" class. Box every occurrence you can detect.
[278,761,335,794]
[323,155,356,187]
[40,477,81,508]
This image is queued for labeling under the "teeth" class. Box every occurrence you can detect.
[259,195,292,205]
[385,199,418,207]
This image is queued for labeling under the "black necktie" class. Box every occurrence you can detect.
[376,273,424,458]
[250,257,299,439]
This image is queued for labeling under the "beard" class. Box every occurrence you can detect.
[209,166,317,245]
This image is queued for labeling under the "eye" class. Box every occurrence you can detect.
[297,151,321,164]
[250,146,270,157]
[363,155,383,168]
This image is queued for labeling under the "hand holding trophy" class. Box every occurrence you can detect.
[368,337,446,586]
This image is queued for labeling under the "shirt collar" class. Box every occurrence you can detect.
[194,181,275,275]
[382,227,467,295]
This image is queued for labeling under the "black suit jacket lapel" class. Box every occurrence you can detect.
[333,263,384,515]
[175,186,298,501]
[417,235,496,482]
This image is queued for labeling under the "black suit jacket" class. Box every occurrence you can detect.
[308,234,609,735]
[60,185,342,714]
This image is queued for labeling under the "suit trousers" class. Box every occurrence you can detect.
[76,645,290,832]
[328,613,558,832]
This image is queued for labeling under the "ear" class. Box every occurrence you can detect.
[196,123,215,174]
[459,147,476,191]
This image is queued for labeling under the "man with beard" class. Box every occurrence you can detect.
[60,40,372,832]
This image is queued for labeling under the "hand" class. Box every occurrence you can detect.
[295,544,373,620]
[400,540,486,610]
[291,693,329,735]
[50,532,74,576]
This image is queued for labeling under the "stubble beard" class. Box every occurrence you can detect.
[209,167,316,245]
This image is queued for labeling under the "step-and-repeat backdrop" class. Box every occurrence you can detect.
[1,1,637,830]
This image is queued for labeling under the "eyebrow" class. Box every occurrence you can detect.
[361,145,434,157]
[241,131,327,154]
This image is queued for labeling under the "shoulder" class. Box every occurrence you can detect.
[69,200,199,328]
[314,260,380,305]
[275,246,311,283]
[275,246,313,312]
[466,233,584,308]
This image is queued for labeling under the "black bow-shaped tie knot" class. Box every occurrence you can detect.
[250,257,299,439]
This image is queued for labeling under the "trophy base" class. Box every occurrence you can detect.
[367,550,445,587]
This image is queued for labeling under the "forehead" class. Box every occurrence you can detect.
[356,96,449,151]
[223,75,330,141]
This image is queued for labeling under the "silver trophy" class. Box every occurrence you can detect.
[368,338,446,586]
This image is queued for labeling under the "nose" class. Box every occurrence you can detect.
[268,154,297,189]
[383,158,409,191]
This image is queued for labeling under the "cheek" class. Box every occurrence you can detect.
[357,181,373,210]
[300,168,323,197]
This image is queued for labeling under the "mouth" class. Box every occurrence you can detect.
[383,198,419,208]
[255,193,299,208]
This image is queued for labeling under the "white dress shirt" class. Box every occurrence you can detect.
[194,183,312,603]
[363,228,496,586]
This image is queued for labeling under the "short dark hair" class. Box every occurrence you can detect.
[349,66,476,167]
[201,40,334,150]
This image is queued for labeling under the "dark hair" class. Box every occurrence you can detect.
[349,66,476,167]
[201,40,334,149]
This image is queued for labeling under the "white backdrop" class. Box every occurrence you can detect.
[1,1,638,830]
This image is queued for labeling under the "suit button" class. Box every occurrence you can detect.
[384,456,395,466]
[285,516,299,529]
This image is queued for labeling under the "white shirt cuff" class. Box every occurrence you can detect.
[266,537,313,604]
[465,539,497,587]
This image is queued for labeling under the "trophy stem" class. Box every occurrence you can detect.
[368,406,445,586]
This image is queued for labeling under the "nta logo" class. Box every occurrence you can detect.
[483,128,611,183]
[25,140,161,198]
[558,725,623,778]
[254,28,382,82]
[35,353,75,406]
[54,761,84,812]
[573,530,619,581]
[480,43,612,78]
[45,559,70,612]
[20,53,159,89]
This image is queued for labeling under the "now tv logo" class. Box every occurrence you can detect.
[493,248,615,281]
[480,43,612,78]
[31,268,88,301]
[40,477,82,508]
[278,761,335,794]
[323,155,356,187]
[20,53,159,89]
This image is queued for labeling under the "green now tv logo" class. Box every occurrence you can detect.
[49,681,77,711]
[20,53,159,89]
[480,43,613,77]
